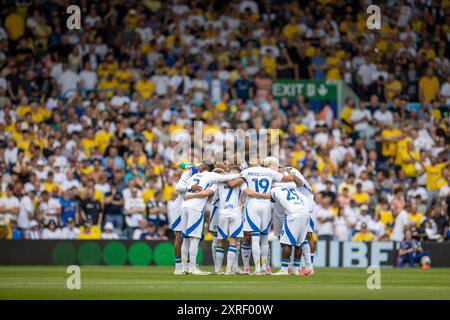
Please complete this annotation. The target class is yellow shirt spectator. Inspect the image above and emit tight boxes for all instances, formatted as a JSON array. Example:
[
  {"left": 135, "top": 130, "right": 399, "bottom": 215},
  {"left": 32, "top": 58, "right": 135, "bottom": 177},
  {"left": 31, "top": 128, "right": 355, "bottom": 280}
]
[
  {"left": 384, "top": 78, "right": 402, "bottom": 102},
  {"left": 261, "top": 55, "right": 276, "bottom": 76},
  {"left": 43, "top": 183, "right": 61, "bottom": 193},
  {"left": 381, "top": 128, "right": 401, "bottom": 157},
  {"left": 77, "top": 225, "right": 101, "bottom": 240},
  {"left": 82, "top": 138, "right": 96, "bottom": 157},
  {"left": 419, "top": 74, "right": 440, "bottom": 102},
  {"left": 95, "top": 130, "right": 113, "bottom": 155},
  {"left": 5, "top": 13, "right": 25, "bottom": 40},
  {"left": 283, "top": 23, "right": 300, "bottom": 39},
  {"left": 16, "top": 105, "right": 31, "bottom": 118},
  {"left": 340, "top": 105, "right": 353, "bottom": 133},
  {"left": 395, "top": 136, "right": 410, "bottom": 166},
  {"left": 401, "top": 149, "right": 420, "bottom": 177},
  {"left": 97, "top": 78, "right": 119, "bottom": 98},
  {"left": 291, "top": 150, "right": 306, "bottom": 167},
  {"left": 326, "top": 56, "right": 341, "bottom": 80},
  {"left": 423, "top": 163, "right": 448, "bottom": 190},
  {"left": 352, "top": 192, "right": 370, "bottom": 205},
  {"left": 142, "top": 188, "right": 156, "bottom": 203},
  {"left": 380, "top": 210, "right": 394, "bottom": 227},
  {"left": 162, "top": 185, "right": 175, "bottom": 201},
  {"left": 408, "top": 212, "right": 423, "bottom": 228},
  {"left": 135, "top": 79, "right": 155, "bottom": 99},
  {"left": 353, "top": 231, "right": 375, "bottom": 242}
]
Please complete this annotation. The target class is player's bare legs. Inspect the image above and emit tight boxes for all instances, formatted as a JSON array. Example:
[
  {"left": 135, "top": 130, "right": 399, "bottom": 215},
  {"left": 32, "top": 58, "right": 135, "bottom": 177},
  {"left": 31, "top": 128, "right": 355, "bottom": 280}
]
[{"left": 273, "top": 244, "right": 292, "bottom": 275}]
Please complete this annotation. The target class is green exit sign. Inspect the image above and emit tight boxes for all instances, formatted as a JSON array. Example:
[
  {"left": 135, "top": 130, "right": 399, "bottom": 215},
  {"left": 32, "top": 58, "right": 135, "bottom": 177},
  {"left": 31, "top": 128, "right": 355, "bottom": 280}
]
[{"left": 273, "top": 80, "right": 337, "bottom": 100}]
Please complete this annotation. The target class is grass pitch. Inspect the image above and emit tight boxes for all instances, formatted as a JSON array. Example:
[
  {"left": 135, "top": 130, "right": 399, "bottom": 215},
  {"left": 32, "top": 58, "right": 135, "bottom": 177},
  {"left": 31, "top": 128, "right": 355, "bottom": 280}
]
[{"left": 0, "top": 266, "right": 450, "bottom": 299}]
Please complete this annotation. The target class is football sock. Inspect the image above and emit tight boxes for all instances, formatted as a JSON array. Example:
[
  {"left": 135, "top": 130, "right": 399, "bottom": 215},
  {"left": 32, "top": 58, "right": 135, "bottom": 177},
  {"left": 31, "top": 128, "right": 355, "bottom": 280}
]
[
  {"left": 211, "top": 234, "right": 218, "bottom": 266},
  {"left": 260, "top": 234, "right": 269, "bottom": 270},
  {"left": 226, "top": 244, "right": 238, "bottom": 272},
  {"left": 241, "top": 242, "right": 251, "bottom": 270},
  {"left": 302, "top": 242, "right": 312, "bottom": 269},
  {"left": 289, "top": 250, "right": 295, "bottom": 270},
  {"left": 251, "top": 234, "right": 261, "bottom": 272},
  {"left": 189, "top": 237, "right": 200, "bottom": 271},
  {"left": 175, "top": 256, "right": 182, "bottom": 272},
  {"left": 215, "top": 245, "right": 225, "bottom": 272},
  {"left": 234, "top": 241, "right": 240, "bottom": 270},
  {"left": 181, "top": 237, "right": 190, "bottom": 271},
  {"left": 293, "top": 258, "right": 301, "bottom": 272},
  {"left": 281, "top": 258, "right": 290, "bottom": 272}
]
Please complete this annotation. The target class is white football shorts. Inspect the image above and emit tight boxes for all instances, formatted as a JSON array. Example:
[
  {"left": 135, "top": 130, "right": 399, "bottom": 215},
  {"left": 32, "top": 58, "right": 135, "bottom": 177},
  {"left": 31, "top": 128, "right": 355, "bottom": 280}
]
[
  {"left": 243, "top": 200, "right": 272, "bottom": 235},
  {"left": 280, "top": 214, "right": 310, "bottom": 247},
  {"left": 181, "top": 207, "right": 204, "bottom": 239}
]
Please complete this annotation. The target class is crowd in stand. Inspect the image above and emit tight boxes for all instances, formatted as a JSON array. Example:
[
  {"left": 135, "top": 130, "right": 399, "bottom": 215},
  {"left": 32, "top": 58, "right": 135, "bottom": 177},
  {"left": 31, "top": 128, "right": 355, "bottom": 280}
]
[{"left": 0, "top": 0, "right": 449, "bottom": 242}]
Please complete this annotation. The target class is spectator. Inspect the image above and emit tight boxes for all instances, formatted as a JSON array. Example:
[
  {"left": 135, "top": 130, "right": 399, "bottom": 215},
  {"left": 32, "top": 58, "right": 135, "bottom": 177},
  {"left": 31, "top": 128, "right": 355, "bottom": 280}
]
[
  {"left": 101, "top": 222, "right": 120, "bottom": 240},
  {"left": 27, "top": 220, "right": 42, "bottom": 240},
  {"left": 352, "top": 223, "right": 375, "bottom": 242},
  {"left": 315, "top": 196, "right": 334, "bottom": 241},
  {"left": 132, "top": 219, "right": 148, "bottom": 240},
  {"left": 37, "top": 191, "right": 61, "bottom": 225},
  {"left": 0, "top": 184, "right": 20, "bottom": 222},
  {"left": 333, "top": 207, "right": 350, "bottom": 241},
  {"left": 392, "top": 207, "right": 411, "bottom": 242},
  {"left": 79, "top": 188, "right": 103, "bottom": 226},
  {"left": 60, "top": 190, "right": 76, "bottom": 226},
  {"left": 419, "top": 67, "right": 440, "bottom": 103},
  {"left": 77, "top": 220, "right": 100, "bottom": 240},
  {"left": 9, "top": 218, "right": 23, "bottom": 240},
  {"left": 104, "top": 184, "right": 124, "bottom": 234},
  {"left": 42, "top": 220, "right": 61, "bottom": 239},
  {"left": 124, "top": 186, "right": 146, "bottom": 238},
  {"left": 60, "top": 217, "right": 80, "bottom": 239}
]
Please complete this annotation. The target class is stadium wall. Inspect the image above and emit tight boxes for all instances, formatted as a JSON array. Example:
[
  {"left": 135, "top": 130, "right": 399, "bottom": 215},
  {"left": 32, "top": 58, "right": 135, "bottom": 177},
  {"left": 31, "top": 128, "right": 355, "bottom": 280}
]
[{"left": 0, "top": 240, "right": 449, "bottom": 267}]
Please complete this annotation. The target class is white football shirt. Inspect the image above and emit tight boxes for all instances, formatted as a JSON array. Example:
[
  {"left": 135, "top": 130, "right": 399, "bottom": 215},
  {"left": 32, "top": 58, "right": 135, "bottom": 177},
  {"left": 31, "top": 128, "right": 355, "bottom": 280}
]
[
  {"left": 240, "top": 166, "right": 283, "bottom": 202},
  {"left": 271, "top": 186, "right": 310, "bottom": 216}
]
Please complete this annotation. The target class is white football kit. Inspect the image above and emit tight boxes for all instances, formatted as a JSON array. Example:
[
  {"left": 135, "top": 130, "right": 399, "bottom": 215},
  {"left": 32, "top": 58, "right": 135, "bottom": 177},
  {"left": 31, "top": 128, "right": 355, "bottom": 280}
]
[
  {"left": 181, "top": 172, "right": 238, "bottom": 238},
  {"left": 170, "top": 169, "right": 195, "bottom": 232},
  {"left": 216, "top": 182, "right": 245, "bottom": 240},
  {"left": 208, "top": 192, "right": 220, "bottom": 233},
  {"left": 271, "top": 185, "right": 311, "bottom": 247},
  {"left": 240, "top": 166, "right": 283, "bottom": 234},
  {"left": 287, "top": 167, "right": 316, "bottom": 232},
  {"left": 272, "top": 181, "right": 297, "bottom": 237}
]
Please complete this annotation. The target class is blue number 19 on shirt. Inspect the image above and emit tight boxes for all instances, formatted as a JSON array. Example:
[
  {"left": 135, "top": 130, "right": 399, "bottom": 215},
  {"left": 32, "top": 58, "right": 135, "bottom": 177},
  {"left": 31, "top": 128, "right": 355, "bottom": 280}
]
[{"left": 251, "top": 178, "right": 270, "bottom": 193}]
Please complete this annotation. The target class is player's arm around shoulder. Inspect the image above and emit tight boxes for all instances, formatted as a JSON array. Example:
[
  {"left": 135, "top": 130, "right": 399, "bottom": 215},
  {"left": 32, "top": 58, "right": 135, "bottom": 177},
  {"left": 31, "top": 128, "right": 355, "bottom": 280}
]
[
  {"left": 226, "top": 176, "right": 245, "bottom": 188},
  {"left": 183, "top": 188, "right": 214, "bottom": 201},
  {"left": 243, "top": 188, "right": 271, "bottom": 199}
]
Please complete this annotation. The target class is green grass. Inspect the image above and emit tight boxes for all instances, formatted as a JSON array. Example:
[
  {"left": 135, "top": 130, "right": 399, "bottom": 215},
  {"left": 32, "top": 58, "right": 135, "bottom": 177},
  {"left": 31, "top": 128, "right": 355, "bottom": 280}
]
[{"left": 0, "top": 266, "right": 450, "bottom": 299}]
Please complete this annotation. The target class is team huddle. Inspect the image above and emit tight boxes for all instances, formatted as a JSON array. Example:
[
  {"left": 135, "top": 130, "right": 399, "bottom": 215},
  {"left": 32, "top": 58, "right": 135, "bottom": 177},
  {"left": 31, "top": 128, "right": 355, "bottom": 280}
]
[{"left": 169, "top": 157, "right": 316, "bottom": 276}]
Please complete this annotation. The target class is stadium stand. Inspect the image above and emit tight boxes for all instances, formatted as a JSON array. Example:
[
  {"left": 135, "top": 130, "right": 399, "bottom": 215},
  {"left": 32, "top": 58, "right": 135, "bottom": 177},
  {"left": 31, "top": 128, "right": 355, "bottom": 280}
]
[{"left": 0, "top": 0, "right": 448, "bottom": 244}]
